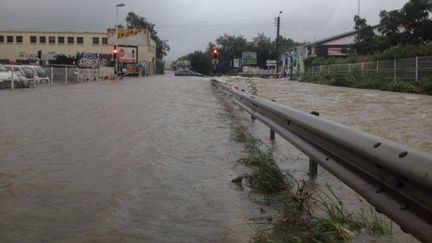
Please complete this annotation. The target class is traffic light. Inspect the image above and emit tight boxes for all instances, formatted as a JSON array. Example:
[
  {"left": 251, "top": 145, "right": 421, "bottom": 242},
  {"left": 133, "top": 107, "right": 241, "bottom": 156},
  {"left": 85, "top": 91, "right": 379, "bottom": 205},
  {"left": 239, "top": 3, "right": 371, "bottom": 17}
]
[
  {"left": 212, "top": 48, "right": 219, "bottom": 59},
  {"left": 113, "top": 48, "right": 118, "bottom": 59},
  {"left": 37, "top": 50, "right": 42, "bottom": 59}
]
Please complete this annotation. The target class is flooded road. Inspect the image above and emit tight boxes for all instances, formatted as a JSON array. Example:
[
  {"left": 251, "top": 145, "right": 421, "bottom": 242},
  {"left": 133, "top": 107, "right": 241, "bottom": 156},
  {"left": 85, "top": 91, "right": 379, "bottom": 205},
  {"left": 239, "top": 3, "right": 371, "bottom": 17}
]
[
  {"left": 0, "top": 75, "right": 257, "bottom": 242},
  {"left": 1, "top": 75, "right": 430, "bottom": 242}
]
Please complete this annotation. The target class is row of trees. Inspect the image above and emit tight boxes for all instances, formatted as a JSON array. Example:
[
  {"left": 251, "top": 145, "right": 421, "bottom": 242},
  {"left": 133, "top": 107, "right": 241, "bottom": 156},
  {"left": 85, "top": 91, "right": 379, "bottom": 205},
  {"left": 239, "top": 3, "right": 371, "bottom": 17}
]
[
  {"left": 177, "top": 33, "right": 298, "bottom": 75},
  {"left": 353, "top": 0, "right": 432, "bottom": 55}
]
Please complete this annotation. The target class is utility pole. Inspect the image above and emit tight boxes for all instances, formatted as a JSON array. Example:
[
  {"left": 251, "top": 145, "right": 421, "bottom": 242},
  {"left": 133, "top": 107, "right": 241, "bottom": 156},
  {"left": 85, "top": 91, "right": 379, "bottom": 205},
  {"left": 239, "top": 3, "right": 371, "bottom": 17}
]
[
  {"left": 357, "top": 0, "right": 360, "bottom": 17},
  {"left": 276, "top": 11, "right": 282, "bottom": 77},
  {"left": 115, "top": 3, "right": 125, "bottom": 77}
]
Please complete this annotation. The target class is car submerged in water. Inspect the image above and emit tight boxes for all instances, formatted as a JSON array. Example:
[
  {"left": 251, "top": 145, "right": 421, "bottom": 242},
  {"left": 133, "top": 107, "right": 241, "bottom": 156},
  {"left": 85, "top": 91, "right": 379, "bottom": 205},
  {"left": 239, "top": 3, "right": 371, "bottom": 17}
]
[
  {"left": 174, "top": 69, "right": 203, "bottom": 77},
  {"left": 0, "top": 64, "right": 21, "bottom": 89},
  {"left": 4, "top": 65, "right": 35, "bottom": 88},
  {"left": 25, "top": 65, "right": 50, "bottom": 84}
]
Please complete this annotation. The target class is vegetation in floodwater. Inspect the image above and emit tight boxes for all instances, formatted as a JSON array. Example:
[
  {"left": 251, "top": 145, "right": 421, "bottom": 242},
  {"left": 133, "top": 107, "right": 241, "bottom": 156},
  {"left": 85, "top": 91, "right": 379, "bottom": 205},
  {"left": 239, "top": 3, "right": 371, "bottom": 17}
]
[
  {"left": 231, "top": 126, "right": 288, "bottom": 193},
  {"left": 230, "top": 126, "right": 393, "bottom": 242}
]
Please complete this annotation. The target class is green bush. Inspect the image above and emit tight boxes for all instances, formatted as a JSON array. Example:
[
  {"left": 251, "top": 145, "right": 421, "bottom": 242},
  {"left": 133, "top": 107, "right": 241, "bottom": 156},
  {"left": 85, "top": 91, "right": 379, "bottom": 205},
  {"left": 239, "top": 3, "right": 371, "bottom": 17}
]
[
  {"left": 305, "top": 44, "right": 432, "bottom": 68},
  {"left": 301, "top": 72, "right": 431, "bottom": 95}
]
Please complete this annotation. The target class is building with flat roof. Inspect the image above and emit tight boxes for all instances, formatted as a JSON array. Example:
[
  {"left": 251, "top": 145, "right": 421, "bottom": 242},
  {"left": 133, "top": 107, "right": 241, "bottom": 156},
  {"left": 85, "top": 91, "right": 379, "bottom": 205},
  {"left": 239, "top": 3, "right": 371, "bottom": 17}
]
[{"left": 0, "top": 29, "right": 156, "bottom": 74}]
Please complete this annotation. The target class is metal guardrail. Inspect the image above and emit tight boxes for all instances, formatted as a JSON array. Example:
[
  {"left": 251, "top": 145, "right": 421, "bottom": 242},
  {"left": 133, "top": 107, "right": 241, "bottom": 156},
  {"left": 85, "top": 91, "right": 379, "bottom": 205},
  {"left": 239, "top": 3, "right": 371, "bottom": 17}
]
[{"left": 211, "top": 78, "right": 432, "bottom": 242}]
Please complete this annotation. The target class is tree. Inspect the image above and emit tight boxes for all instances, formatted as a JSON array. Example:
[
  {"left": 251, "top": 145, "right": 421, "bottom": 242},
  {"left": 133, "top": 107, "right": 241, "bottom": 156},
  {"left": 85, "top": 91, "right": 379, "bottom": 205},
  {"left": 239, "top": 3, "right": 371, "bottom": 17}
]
[
  {"left": 378, "top": 0, "right": 432, "bottom": 46},
  {"left": 125, "top": 12, "right": 170, "bottom": 73},
  {"left": 251, "top": 33, "right": 274, "bottom": 68},
  {"left": 379, "top": 10, "right": 404, "bottom": 46},
  {"left": 211, "top": 34, "right": 250, "bottom": 72},
  {"left": 352, "top": 16, "right": 379, "bottom": 55},
  {"left": 278, "top": 37, "right": 298, "bottom": 52},
  {"left": 401, "top": 0, "right": 432, "bottom": 44},
  {"left": 181, "top": 51, "right": 212, "bottom": 75}
]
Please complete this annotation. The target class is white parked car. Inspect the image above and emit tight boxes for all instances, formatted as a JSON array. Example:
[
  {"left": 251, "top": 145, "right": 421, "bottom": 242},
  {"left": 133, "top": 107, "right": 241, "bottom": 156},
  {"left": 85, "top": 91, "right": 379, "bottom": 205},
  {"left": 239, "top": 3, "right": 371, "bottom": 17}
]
[
  {"left": 24, "top": 65, "right": 50, "bottom": 84},
  {"left": 0, "top": 65, "right": 11, "bottom": 81},
  {"left": 4, "top": 65, "right": 35, "bottom": 88}
]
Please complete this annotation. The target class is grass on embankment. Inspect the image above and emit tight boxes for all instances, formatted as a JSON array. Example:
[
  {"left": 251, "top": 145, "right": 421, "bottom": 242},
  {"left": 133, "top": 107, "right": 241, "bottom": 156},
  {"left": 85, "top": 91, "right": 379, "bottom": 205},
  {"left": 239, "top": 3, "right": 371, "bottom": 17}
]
[
  {"left": 301, "top": 72, "right": 432, "bottom": 95},
  {"left": 230, "top": 125, "right": 393, "bottom": 242}
]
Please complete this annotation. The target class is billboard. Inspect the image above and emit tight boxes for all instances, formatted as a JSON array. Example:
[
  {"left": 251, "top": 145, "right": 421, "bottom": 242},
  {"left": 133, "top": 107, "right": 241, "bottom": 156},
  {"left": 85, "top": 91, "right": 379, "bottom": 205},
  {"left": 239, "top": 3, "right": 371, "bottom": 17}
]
[
  {"left": 107, "top": 29, "right": 148, "bottom": 46},
  {"left": 242, "top": 52, "right": 257, "bottom": 65},
  {"left": 118, "top": 46, "right": 138, "bottom": 64}
]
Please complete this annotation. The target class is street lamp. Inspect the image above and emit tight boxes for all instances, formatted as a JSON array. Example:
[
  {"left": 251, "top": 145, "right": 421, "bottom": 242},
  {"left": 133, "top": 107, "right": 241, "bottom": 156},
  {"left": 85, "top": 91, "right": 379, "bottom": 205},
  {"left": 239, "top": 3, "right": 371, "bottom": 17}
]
[{"left": 115, "top": 3, "right": 125, "bottom": 76}]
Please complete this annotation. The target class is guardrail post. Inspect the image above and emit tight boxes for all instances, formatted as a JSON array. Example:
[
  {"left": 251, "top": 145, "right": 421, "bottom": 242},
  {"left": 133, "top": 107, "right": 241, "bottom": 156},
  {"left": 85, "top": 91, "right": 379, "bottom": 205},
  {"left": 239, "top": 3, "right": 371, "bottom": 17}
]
[
  {"left": 77, "top": 68, "right": 80, "bottom": 83},
  {"left": 415, "top": 56, "right": 419, "bottom": 82},
  {"left": 270, "top": 99, "right": 276, "bottom": 140},
  {"left": 11, "top": 69, "right": 14, "bottom": 90},
  {"left": 393, "top": 59, "right": 397, "bottom": 82},
  {"left": 65, "top": 67, "right": 68, "bottom": 85},
  {"left": 50, "top": 67, "right": 54, "bottom": 85},
  {"left": 308, "top": 111, "right": 320, "bottom": 177},
  {"left": 33, "top": 70, "right": 36, "bottom": 87}
]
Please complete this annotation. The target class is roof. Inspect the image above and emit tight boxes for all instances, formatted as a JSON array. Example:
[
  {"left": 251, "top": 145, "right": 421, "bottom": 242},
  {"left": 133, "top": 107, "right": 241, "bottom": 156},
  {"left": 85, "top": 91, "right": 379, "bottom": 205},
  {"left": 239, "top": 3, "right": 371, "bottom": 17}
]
[{"left": 285, "top": 24, "right": 382, "bottom": 52}]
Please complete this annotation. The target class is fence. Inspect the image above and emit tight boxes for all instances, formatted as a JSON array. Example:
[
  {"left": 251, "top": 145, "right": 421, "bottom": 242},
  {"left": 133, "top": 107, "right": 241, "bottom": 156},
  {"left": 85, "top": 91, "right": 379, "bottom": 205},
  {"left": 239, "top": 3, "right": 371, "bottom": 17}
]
[
  {"left": 2, "top": 67, "right": 115, "bottom": 90},
  {"left": 307, "top": 56, "right": 432, "bottom": 82},
  {"left": 43, "top": 66, "right": 115, "bottom": 85},
  {"left": 211, "top": 78, "right": 432, "bottom": 242}
]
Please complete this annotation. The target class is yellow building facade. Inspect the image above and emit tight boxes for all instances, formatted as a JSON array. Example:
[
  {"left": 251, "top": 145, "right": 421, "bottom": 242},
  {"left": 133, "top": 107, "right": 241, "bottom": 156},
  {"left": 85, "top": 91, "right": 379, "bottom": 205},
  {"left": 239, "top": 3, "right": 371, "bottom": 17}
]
[{"left": 0, "top": 29, "right": 156, "bottom": 74}]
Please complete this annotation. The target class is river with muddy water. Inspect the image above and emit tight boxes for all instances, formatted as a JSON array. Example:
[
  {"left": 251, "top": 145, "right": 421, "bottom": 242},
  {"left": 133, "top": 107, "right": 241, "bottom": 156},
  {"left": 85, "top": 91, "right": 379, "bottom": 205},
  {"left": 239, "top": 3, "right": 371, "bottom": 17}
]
[
  {"left": 223, "top": 76, "right": 432, "bottom": 243},
  {"left": 0, "top": 74, "right": 430, "bottom": 242}
]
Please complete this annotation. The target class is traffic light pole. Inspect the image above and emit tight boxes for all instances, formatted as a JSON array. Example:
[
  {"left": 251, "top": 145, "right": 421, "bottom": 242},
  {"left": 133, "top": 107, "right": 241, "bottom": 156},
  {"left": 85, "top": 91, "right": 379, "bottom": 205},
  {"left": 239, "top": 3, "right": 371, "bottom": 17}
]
[{"left": 275, "top": 12, "right": 281, "bottom": 77}]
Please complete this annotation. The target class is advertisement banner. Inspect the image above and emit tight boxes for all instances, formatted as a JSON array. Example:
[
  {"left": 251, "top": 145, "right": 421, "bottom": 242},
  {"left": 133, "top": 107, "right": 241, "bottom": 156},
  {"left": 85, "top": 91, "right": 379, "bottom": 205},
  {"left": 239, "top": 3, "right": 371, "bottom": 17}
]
[
  {"left": 328, "top": 48, "right": 348, "bottom": 56},
  {"left": 118, "top": 46, "right": 138, "bottom": 64},
  {"left": 107, "top": 29, "right": 148, "bottom": 46}
]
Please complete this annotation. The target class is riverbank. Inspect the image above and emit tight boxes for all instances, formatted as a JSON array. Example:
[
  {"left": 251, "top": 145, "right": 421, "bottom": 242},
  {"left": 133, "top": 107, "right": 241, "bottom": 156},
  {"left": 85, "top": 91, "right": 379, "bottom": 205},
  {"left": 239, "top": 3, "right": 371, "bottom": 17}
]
[
  {"left": 221, "top": 76, "right": 429, "bottom": 242},
  {"left": 301, "top": 72, "right": 432, "bottom": 95}
]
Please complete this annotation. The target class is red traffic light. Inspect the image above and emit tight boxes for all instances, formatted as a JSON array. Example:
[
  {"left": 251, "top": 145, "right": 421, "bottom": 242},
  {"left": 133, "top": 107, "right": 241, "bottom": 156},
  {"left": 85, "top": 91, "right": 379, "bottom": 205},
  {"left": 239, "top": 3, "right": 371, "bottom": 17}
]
[
  {"left": 212, "top": 48, "right": 219, "bottom": 59},
  {"left": 113, "top": 48, "right": 118, "bottom": 59}
]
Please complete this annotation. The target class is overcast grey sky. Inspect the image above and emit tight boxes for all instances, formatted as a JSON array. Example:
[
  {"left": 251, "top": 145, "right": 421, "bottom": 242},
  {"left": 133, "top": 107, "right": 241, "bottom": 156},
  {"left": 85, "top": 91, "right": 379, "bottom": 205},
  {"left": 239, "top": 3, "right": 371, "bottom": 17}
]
[{"left": 0, "top": 0, "right": 408, "bottom": 61}]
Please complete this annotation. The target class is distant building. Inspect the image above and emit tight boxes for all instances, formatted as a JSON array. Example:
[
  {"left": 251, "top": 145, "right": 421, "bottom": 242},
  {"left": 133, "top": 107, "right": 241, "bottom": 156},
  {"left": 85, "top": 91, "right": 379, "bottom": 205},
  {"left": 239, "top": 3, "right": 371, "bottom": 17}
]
[
  {"left": 283, "top": 25, "right": 381, "bottom": 77},
  {"left": 0, "top": 29, "right": 156, "bottom": 74}
]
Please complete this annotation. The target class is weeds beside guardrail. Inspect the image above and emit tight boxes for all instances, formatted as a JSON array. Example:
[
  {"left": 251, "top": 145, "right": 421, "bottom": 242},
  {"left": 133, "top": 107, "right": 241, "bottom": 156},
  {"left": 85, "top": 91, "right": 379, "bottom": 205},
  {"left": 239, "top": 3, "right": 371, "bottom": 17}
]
[{"left": 230, "top": 125, "right": 392, "bottom": 242}]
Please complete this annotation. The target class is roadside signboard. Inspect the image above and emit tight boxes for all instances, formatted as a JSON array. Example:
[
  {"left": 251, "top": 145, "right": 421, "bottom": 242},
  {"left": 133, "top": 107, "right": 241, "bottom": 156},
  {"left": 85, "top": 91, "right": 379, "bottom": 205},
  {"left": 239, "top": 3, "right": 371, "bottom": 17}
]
[
  {"left": 233, "top": 58, "right": 240, "bottom": 68},
  {"left": 242, "top": 52, "right": 257, "bottom": 65},
  {"left": 118, "top": 46, "right": 138, "bottom": 64}
]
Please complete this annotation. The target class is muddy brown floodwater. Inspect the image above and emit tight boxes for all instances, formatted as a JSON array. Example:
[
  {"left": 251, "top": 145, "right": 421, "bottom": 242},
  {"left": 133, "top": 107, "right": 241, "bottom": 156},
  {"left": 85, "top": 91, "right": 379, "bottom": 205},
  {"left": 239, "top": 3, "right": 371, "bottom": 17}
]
[
  {"left": 0, "top": 75, "right": 263, "bottom": 242},
  {"left": 1, "top": 74, "right": 430, "bottom": 243},
  {"left": 223, "top": 76, "right": 432, "bottom": 243}
]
